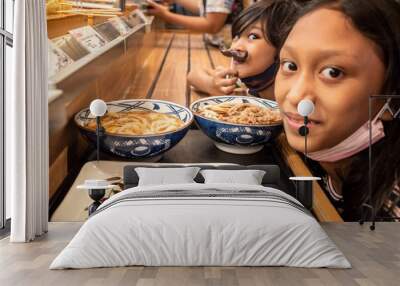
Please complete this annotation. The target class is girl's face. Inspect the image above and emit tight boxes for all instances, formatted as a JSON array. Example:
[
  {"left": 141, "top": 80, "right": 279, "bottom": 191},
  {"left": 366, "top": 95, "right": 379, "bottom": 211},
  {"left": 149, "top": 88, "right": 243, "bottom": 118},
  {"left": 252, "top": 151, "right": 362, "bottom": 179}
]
[
  {"left": 231, "top": 22, "right": 276, "bottom": 78},
  {"left": 275, "top": 8, "right": 386, "bottom": 153}
]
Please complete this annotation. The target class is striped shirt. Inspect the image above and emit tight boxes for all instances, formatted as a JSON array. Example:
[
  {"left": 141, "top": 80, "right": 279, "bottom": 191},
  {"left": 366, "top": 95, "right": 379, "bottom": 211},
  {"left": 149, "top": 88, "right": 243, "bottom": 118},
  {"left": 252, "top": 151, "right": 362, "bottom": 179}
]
[
  {"left": 323, "top": 175, "right": 400, "bottom": 221},
  {"left": 382, "top": 179, "right": 400, "bottom": 220}
]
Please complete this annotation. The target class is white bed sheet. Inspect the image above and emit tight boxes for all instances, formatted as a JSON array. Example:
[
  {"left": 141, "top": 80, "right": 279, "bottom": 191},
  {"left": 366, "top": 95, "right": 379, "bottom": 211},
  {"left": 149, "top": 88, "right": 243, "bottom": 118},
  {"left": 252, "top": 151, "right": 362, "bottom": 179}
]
[{"left": 50, "top": 183, "right": 351, "bottom": 269}]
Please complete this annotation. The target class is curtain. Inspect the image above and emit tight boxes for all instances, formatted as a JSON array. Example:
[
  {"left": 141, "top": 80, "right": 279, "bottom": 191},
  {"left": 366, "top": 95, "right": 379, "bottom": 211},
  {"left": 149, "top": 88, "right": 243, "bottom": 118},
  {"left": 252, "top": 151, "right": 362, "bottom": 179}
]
[{"left": 7, "top": 0, "right": 49, "bottom": 242}]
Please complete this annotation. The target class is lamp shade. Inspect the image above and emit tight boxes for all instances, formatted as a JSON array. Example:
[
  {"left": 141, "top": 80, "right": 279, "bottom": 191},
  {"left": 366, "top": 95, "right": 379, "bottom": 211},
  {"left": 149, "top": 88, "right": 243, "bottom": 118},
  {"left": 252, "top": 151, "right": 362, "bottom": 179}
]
[
  {"left": 90, "top": 99, "right": 107, "bottom": 117},
  {"left": 297, "top": 99, "right": 315, "bottom": 117}
]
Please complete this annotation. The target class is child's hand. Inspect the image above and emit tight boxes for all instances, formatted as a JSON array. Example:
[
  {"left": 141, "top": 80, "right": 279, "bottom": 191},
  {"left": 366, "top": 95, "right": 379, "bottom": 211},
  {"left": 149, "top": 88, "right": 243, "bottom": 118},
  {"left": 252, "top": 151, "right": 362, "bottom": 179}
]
[
  {"left": 145, "top": 0, "right": 169, "bottom": 18},
  {"left": 212, "top": 66, "right": 239, "bottom": 95}
]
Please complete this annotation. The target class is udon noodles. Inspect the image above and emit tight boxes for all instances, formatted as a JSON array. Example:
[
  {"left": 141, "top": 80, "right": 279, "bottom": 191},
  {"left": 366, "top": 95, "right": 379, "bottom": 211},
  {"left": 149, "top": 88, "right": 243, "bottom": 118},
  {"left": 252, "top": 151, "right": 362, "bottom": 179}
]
[
  {"left": 86, "top": 111, "right": 184, "bottom": 135},
  {"left": 197, "top": 102, "right": 281, "bottom": 125}
]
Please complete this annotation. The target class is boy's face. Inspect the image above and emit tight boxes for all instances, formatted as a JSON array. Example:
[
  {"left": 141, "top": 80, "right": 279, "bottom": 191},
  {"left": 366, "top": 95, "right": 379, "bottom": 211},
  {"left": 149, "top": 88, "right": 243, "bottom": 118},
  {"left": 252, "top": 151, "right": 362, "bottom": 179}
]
[
  {"left": 275, "top": 8, "right": 386, "bottom": 153},
  {"left": 231, "top": 22, "right": 276, "bottom": 78}
]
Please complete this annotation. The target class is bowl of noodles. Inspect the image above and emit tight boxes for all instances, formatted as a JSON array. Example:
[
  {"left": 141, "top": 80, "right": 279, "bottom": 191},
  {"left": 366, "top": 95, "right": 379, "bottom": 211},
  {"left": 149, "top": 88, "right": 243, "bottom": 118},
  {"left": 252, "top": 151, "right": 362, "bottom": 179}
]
[
  {"left": 190, "top": 96, "right": 283, "bottom": 154},
  {"left": 75, "top": 99, "right": 193, "bottom": 159}
]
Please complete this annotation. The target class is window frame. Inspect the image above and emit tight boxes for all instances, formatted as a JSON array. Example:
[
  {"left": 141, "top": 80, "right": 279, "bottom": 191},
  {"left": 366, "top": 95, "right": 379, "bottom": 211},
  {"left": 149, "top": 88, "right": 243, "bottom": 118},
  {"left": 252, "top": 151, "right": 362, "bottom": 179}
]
[{"left": 0, "top": 0, "right": 13, "bottom": 232}]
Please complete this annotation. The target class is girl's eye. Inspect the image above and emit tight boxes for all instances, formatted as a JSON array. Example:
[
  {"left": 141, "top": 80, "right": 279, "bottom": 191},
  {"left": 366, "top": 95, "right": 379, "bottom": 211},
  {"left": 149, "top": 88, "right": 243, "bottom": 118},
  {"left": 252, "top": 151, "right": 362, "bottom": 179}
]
[
  {"left": 281, "top": 61, "right": 298, "bottom": 73},
  {"left": 321, "top": 67, "right": 343, "bottom": 80},
  {"left": 248, "top": 33, "right": 259, "bottom": 40}
]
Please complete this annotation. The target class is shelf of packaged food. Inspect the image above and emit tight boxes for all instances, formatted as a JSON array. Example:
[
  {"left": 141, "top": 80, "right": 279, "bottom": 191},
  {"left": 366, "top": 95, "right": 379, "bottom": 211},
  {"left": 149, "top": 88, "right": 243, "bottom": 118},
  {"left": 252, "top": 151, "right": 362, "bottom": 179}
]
[
  {"left": 48, "top": 16, "right": 155, "bottom": 104},
  {"left": 49, "top": 25, "right": 143, "bottom": 86},
  {"left": 46, "top": 2, "right": 138, "bottom": 37}
]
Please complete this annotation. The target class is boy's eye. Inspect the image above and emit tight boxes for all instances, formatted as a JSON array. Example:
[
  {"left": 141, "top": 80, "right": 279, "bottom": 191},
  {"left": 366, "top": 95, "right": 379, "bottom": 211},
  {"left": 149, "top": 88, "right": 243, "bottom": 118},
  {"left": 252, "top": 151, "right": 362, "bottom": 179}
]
[
  {"left": 248, "top": 33, "right": 259, "bottom": 40},
  {"left": 281, "top": 61, "right": 298, "bottom": 73},
  {"left": 321, "top": 67, "right": 344, "bottom": 80}
]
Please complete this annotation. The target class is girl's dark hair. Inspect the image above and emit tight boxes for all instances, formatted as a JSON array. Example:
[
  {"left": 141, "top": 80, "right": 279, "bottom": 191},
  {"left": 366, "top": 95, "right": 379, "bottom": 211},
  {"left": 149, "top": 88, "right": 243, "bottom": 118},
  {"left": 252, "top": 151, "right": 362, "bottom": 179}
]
[
  {"left": 231, "top": 0, "right": 303, "bottom": 49},
  {"left": 294, "top": 0, "right": 400, "bottom": 220}
]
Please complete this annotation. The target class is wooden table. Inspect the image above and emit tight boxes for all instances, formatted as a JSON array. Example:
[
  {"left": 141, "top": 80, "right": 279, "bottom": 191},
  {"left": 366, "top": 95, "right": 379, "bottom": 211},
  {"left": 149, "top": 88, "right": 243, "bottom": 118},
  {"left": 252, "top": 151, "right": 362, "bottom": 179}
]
[{"left": 123, "top": 31, "right": 231, "bottom": 107}]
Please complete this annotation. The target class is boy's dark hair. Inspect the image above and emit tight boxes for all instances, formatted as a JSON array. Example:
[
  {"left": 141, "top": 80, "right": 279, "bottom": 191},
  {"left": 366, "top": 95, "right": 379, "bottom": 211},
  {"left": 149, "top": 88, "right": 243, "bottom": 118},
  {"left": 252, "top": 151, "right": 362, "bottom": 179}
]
[
  {"left": 231, "top": 0, "right": 304, "bottom": 49},
  {"left": 293, "top": 0, "right": 400, "bottom": 220}
]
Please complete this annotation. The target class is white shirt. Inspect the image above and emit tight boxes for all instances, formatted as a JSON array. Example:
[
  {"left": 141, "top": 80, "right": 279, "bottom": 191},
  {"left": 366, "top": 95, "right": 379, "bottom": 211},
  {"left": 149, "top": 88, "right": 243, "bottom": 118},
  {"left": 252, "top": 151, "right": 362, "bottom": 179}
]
[
  {"left": 204, "top": 0, "right": 234, "bottom": 14},
  {"left": 199, "top": 0, "right": 235, "bottom": 46}
]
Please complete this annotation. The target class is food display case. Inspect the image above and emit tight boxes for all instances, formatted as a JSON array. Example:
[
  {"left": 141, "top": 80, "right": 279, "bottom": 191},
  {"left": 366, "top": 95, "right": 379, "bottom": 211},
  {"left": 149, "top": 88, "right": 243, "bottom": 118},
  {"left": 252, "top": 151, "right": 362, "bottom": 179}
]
[
  {"left": 47, "top": 7, "right": 150, "bottom": 87},
  {"left": 46, "top": 1, "right": 161, "bottom": 202}
]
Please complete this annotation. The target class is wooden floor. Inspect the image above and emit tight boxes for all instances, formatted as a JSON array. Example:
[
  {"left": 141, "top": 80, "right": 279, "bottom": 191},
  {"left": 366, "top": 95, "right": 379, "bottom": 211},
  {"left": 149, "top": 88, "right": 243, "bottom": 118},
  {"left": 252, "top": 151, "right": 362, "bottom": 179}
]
[{"left": 0, "top": 223, "right": 399, "bottom": 286}]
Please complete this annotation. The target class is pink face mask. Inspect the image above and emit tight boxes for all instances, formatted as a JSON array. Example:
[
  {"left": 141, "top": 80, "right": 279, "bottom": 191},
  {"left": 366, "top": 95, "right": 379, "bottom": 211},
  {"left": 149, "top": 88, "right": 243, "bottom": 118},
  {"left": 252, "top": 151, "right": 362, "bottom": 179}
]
[{"left": 306, "top": 115, "right": 385, "bottom": 162}]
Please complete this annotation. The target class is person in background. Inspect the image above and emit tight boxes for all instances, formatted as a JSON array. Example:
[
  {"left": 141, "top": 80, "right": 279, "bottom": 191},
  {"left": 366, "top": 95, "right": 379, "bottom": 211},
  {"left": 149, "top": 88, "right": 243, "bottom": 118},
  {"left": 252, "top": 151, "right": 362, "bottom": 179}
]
[
  {"left": 146, "top": 0, "right": 243, "bottom": 46},
  {"left": 274, "top": 0, "right": 400, "bottom": 221},
  {"left": 187, "top": 0, "right": 304, "bottom": 99}
]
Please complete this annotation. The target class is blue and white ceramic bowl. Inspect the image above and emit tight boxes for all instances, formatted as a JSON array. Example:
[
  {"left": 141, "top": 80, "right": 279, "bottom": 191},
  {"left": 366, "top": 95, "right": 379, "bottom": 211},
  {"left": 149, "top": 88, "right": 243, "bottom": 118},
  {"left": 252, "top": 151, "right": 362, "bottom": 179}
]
[
  {"left": 75, "top": 99, "right": 193, "bottom": 159},
  {"left": 190, "top": 96, "right": 283, "bottom": 154}
]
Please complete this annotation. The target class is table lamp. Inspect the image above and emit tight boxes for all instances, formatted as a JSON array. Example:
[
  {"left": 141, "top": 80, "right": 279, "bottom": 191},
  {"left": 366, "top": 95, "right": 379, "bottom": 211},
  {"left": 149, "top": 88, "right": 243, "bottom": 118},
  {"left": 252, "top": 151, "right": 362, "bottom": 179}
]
[
  {"left": 89, "top": 99, "right": 107, "bottom": 161},
  {"left": 297, "top": 99, "right": 315, "bottom": 160},
  {"left": 77, "top": 179, "right": 114, "bottom": 215},
  {"left": 289, "top": 99, "right": 320, "bottom": 210}
]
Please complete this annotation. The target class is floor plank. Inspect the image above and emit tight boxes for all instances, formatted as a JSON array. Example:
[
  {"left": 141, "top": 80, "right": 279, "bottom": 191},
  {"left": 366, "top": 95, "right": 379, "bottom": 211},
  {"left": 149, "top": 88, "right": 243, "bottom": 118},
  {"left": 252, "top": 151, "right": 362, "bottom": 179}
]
[{"left": 1, "top": 222, "right": 399, "bottom": 286}]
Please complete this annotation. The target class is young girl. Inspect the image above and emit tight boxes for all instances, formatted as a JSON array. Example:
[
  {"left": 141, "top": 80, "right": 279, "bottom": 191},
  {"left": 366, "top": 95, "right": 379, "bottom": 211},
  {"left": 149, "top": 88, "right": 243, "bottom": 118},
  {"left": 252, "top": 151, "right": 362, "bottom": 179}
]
[
  {"left": 274, "top": 0, "right": 400, "bottom": 221},
  {"left": 146, "top": 0, "right": 242, "bottom": 46},
  {"left": 187, "top": 0, "right": 302, "bottom": 99}
]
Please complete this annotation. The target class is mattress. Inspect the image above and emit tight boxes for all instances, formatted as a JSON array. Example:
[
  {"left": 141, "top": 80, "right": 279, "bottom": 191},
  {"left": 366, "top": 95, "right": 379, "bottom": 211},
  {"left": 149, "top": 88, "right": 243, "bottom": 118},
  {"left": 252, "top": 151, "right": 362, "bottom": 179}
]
[{"left": 50, "top": 183, "right": 350, "bottom": 269}]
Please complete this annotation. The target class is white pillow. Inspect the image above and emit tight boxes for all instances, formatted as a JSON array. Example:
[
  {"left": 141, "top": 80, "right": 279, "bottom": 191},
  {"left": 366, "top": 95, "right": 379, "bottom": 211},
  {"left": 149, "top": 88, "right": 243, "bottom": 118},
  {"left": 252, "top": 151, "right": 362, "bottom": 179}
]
[
  {"left": 135, "top": 167, "right": 201, "bottom": 186},
  {"left": 200, "top": 169, "right": 266, "bottom": 185}
]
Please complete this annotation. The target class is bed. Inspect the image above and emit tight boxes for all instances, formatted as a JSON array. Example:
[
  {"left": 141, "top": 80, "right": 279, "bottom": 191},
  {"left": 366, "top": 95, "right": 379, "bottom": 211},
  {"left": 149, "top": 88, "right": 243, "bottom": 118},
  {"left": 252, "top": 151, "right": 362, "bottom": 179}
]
[{"left": 50, "top": 164, "right": 350, "bottom": 269}]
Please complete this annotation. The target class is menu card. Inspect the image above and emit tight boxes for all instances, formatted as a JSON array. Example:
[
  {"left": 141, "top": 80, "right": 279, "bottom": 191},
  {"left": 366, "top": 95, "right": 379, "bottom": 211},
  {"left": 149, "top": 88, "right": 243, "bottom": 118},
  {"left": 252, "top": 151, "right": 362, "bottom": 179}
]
[
  {"left": 94, "top": 21, "right": 121, "bottom": 42},
  {"left": 121, "top": 12, "right": 143, "bottom": 28},
  {"left": 52, "top": 34, "right": 90, "bottom": 61},
  {"left": 69, "top": 26, "right": 107, "bottom": 53},
  {"left": 48, "top": 40, "right": 74, "bottom": 75},
  {"left": 134, "top": 9, "right": 149, "bottom": 25},
  {"left": 109, "top": 16, "right": 132, "bottom": 35}
]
